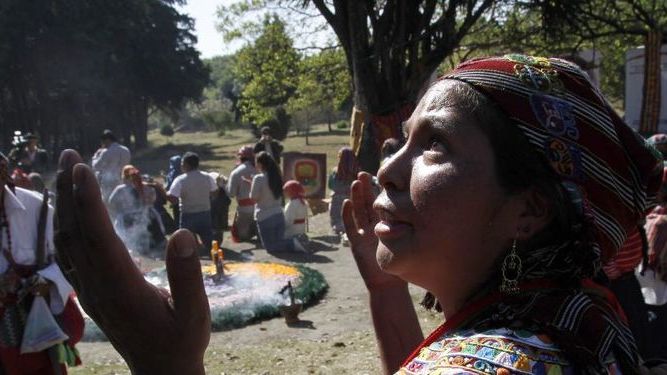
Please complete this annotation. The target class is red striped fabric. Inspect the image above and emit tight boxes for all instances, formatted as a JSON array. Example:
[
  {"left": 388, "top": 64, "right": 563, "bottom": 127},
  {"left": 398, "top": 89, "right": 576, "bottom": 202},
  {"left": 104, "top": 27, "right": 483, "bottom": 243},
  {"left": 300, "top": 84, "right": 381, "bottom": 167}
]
[{"left": 603, "top": 229, "right": 643, "bottom": 279}]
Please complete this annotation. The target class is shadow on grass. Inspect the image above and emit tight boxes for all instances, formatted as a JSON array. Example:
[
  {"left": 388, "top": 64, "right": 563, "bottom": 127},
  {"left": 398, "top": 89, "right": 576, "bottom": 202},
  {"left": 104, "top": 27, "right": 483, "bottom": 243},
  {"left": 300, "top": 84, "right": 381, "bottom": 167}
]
[
  {"left": 133, "top": 142, "right": 234, "bottom": 176},
  {"left": 286, "top": 319, "right": 316, "bottom": 329},
  {"left": 291, "top": 129, "right": 348, "bottom": 138}
]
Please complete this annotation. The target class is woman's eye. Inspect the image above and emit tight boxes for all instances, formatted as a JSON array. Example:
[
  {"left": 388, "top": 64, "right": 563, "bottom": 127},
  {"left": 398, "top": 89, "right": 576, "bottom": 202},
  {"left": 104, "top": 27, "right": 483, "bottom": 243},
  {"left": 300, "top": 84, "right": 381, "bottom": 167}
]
[{"left": 428, "top": 137, "right": 447, "bottom": 153}]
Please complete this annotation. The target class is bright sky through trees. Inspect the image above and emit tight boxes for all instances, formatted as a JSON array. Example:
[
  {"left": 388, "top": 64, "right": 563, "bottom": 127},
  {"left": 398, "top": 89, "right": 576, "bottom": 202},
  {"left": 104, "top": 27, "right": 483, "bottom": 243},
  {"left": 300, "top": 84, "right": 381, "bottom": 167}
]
[
  {"left": 178, "top": 0, "right": 240, "bottom": 58},
  {"left": 178, "top": 0, "right": 335, "bottom": 58}
]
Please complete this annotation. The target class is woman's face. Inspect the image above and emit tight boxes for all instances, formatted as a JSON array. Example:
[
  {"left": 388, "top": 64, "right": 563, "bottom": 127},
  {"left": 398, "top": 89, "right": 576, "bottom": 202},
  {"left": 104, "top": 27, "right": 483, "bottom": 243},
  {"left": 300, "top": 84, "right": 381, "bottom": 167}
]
[{"left": 374, "top": 81, "right": 520, "bottom": 305}]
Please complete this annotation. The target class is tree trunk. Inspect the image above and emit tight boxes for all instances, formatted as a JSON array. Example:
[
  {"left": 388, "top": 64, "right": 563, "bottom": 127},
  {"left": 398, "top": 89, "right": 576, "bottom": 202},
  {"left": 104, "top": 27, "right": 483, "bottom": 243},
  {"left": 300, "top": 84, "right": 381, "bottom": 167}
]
[
  {"left": 134, "top": 99, "right": 149, "bottom": 149},
  {"left": 639, "top": 30, "right": 662, "bottom": 135},
  {"left": 305, "top": 113, "right": 310, "bottom": 145},
  {"left": 327, "top": 110, "right": 332, "bottom": 132}
]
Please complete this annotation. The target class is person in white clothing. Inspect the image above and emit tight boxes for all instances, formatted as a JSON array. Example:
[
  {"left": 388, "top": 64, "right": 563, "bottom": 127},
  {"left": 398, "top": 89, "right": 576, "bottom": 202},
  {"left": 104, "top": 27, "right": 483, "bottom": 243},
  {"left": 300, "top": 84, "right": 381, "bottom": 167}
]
[
  {"left": 0, "top": 151, "right": 83, "bottom": 374},
  {"left": 227, "top": 146, "right": 257, "bottom": 242},
  {"left": 167, "top": 152, "right": 217, "bottom": 255},
  {"left": 282, "top": 180, "right": 307, "bottom": 239},
  {"left": 91, "top": 130, "right": 131, "bottom": 202}
]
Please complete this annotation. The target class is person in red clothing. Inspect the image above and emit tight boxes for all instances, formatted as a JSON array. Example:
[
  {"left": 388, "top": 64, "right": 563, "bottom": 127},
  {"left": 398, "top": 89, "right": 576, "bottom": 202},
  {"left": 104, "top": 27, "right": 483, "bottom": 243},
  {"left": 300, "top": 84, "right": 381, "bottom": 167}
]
[
  {"left": 641, "top": 167, "right": 667, "bottom": 361},
  {"left": 0, "top": 151, "right": 83, "bottom": 374},
  {"left": 603, "top": 227, "right": 651, "bottom": 358}
]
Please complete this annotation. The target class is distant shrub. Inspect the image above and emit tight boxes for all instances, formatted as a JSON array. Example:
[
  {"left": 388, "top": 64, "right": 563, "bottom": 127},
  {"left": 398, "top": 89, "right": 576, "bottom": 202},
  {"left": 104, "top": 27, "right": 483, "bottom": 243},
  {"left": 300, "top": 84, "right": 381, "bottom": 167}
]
[
  {"left": 335, "top": 120, "right": 348, "bottom": 129},
  {"left": 160, "top": 124, "right": 175, "bottom": 137},
  {"left": 202, "top": 109, "right": 235, "bottom": 132}
]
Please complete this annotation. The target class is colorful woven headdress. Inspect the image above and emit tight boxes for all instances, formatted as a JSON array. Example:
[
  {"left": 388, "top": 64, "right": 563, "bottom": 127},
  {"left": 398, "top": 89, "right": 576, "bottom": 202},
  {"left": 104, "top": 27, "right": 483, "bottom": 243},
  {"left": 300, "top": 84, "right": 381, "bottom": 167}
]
[{"left": 444, "top": 55, "right": 663, "bottom": 262}]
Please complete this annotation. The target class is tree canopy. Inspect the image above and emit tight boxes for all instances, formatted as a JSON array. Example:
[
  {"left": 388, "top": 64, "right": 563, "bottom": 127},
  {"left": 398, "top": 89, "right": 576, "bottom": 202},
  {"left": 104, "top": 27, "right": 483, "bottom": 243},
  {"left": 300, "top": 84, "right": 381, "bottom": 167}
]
[
  {"left": 232, "top": 15, "right": 301, "bottom": 139},
  {"left": 217, "top": 0, "right": 666, "bottom": 171},
  {"left": 0, "top": 0, "right": 209, "bottom": 155},
  {"left": 535, "top": 0, "right": 667, "bottom": 133},
  {"left": 288, "top": 48, "right": 351, "bottom": 139}
]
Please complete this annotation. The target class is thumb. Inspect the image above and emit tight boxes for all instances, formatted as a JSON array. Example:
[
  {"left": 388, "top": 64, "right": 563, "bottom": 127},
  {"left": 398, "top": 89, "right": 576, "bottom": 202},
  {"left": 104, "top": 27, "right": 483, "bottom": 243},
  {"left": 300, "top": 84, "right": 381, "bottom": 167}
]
[{"left": 166, "top": 230, "right": 210, "bottom": 326}]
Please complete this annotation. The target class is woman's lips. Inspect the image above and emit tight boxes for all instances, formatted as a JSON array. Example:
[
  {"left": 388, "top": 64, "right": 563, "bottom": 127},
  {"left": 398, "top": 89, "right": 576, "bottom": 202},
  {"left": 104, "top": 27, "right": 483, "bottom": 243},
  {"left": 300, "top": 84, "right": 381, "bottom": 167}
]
[
  {"left": 374, "top": 220, "right": 412, "bottom": 239},
  {"left": 373, "top": 199, "right": 412, "bottom": 239}
]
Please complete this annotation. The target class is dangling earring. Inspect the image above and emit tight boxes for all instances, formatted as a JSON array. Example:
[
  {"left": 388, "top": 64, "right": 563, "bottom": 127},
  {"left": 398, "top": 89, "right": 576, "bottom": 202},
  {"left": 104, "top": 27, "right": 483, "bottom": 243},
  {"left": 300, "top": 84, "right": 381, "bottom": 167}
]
[{"left": 500, "top": 237, "right": 522, "bottom": 294}]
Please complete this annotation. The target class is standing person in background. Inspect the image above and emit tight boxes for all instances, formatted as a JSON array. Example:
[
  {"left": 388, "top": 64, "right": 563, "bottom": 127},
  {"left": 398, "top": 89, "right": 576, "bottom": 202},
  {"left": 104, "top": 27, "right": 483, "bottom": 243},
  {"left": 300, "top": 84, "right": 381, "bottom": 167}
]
[
  {"left": 167, "top": 152, "right": 217, "bottom": 255},
  {"left": 250, "top": 152, "right": 305, "bottom": 253},
  {"left": 228, "top": 146, "right": 257, "bottom": 242},
  {"left": 253, "top": 127, "right": 284, "bottom": 166},
  {"left": 0, "top": 151, "right": 83, "bottom": 374},
  {"left": 283, "top": 180, "right": 308, "bottom": 250},
  {"left": 640, "top": 167, "right": 667, "bottom": 361},
  {"left": 165, "top": 155, "right": 182, "bottom": 229},
  {"left": 8, "top": 133, "right": 49, "bottom": 174},
  {"left": 209, "top": 172, "right": 231, "bottom": 244},
  {"left": 328, "top": 147, "right": 359, "bottom": 242},
  {"left": 91, "top": 130, "right": 131, "bottom": 202}
]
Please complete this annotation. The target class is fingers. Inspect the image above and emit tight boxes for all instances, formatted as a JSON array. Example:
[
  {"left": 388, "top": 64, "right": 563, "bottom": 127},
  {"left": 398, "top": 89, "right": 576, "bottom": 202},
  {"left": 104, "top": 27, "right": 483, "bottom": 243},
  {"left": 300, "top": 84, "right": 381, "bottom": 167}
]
[
  {"left": 56, "top": 157, "right": 144, "bottom": 298},
  {"left": 166, "top": 230, "right": 210, "bottom": 326},
  {"left": 342, "top": 199, "right": 361, "bottom": 244},
  {"left": 350, "top": 180, "right": 371, "bottom": 234},
  {"left": 54, "top": 151, "right": 85, "bottom": 291},
  {"left": 71, "top": 164, "right": 123, "bottom": 249},
  {"left": 358, "top": 172, "right": 379, "bottom": 223}
]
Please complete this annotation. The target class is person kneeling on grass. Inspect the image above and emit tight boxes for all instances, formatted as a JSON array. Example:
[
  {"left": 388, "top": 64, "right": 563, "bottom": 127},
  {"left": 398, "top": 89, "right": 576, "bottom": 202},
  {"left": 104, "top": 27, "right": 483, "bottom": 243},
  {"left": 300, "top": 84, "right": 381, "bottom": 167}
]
[
  {"left": 250, "top": 152, "right": 306, "bottom": 253},
  {"left": 283, "top": 180, "right": 308, "bottom": 251}
]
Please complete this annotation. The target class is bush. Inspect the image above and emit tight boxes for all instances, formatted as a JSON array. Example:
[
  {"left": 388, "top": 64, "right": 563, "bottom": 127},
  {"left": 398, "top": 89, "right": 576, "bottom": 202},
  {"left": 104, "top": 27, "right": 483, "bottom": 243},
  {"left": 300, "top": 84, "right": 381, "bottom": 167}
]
[
  {"left": 159, "top": 124, "right": 175, "bottom": 137},
  {"left": 202, "top": 109, "right": 235, "bottom": 132},
  {"left": 335, "top": 120, "right": 348, "bottom": 129}
]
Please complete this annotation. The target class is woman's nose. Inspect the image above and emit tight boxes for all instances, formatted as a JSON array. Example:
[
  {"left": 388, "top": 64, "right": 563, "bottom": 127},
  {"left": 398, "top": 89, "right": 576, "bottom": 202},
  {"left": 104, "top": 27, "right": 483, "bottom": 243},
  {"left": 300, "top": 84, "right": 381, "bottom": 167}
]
[{"left": 377, "top": 143, "right": 409, "bottom": 192}]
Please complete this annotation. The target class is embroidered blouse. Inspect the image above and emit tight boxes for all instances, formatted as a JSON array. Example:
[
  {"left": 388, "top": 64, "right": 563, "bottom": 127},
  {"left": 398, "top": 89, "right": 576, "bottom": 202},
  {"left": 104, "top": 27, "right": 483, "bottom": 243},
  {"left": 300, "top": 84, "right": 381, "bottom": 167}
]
[{"left": 397, "top": 327, "right": 622, "bottom": 375}]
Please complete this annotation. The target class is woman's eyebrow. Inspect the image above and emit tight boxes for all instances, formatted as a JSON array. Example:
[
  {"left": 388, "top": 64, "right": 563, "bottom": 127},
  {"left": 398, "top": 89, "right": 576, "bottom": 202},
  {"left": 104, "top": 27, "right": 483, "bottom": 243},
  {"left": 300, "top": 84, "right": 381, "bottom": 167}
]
[{"left": 422, "top": 113, "right": 459, "bottom": 135}]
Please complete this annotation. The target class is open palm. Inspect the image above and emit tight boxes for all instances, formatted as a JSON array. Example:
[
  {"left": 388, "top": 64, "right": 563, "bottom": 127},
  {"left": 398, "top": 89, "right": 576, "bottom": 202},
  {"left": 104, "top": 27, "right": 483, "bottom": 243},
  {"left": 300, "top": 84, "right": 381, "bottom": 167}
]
[{"left": 54, "top": 150, "right": 209, "bottom": 374}]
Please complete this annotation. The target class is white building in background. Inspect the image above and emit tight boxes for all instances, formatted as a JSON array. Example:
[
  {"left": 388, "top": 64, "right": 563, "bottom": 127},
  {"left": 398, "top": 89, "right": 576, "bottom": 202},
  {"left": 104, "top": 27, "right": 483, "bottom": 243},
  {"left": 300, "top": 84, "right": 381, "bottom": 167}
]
[
  {"left": 625, "top": 45, "right": 667, "bottom": 132},
  {"left": 574, "top": 49, "right": 602, "bottom": 88}
]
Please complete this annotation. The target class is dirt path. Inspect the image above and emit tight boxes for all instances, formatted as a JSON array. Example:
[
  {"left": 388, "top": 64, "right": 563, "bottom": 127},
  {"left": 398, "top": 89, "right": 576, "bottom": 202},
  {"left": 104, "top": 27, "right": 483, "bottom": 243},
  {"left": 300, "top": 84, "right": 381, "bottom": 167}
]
[{"left": 71, "top": 211, "right": 441, "bottom": 375}]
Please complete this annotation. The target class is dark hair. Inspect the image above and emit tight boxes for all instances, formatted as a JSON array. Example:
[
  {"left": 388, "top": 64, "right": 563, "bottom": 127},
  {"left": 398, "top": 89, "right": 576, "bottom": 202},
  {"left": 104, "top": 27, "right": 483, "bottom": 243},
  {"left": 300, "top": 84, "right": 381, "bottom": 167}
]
[
  {"left": 182, "top": 152, "right": 200, "bottom": 169},
  {"left": 101, "top": 129, "right": 116, "bottom": 142},
  {"left": 261, "top": 126, "right": 271, "bottom": 135},
  {"left": 255, "top": 151, "right": 283, "bottom": 199},
  {"left": 420, "top": 80, "right": 593, "bottom": 311}
]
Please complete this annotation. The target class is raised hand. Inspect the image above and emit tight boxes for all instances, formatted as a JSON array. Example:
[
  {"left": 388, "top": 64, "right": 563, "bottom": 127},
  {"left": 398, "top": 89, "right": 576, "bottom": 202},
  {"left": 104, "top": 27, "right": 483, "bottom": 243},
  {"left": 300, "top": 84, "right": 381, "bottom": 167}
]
[
  {"left": 343, "top": 172, "right": 422, "bottom": 374},
  {"left": 54, "top": 150, "right": 209, "bottom": 375},
  {"left": 342, "top": 172, "right": 405, "bottom": 290}
]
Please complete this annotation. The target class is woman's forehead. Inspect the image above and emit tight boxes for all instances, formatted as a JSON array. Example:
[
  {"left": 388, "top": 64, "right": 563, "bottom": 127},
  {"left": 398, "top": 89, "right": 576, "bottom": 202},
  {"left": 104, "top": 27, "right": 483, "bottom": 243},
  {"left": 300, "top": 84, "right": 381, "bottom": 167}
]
[{"left": 405, "top": 82, "right": 466, "bottom": 131}]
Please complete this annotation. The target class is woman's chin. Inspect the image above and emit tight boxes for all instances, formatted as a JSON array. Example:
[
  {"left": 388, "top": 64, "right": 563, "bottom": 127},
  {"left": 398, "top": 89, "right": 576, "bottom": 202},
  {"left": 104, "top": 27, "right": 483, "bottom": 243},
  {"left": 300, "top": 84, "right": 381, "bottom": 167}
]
[{"left": 376, "top": 245, "right": 401, "bottom": 274}]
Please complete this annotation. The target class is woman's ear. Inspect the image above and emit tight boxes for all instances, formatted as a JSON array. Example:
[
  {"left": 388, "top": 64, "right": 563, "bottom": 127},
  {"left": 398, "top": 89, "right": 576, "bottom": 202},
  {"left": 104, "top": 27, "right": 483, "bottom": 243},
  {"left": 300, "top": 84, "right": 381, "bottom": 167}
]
[{"left": 513, "top": 187, "right": 552, "bottom": 241}]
